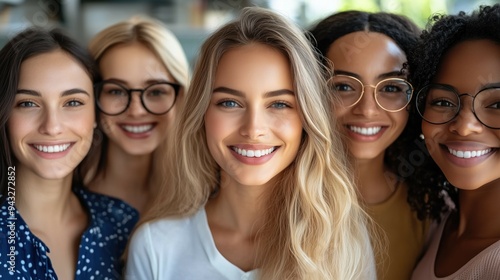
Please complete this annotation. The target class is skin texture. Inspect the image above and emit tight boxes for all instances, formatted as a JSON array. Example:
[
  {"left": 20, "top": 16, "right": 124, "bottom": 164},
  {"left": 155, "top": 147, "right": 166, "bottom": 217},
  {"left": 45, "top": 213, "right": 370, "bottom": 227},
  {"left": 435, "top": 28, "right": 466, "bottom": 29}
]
[
  {"left": 204, "top": 43, "right": 303, "bottom": 271},
  {"left": 98, "top": 41, "right": 177, "bottom": 156},
  {"left": 327, "top": 31, "right": 409, "bottom": 161},
  {"left": 422, "top": 39, "right": 500, "bottom": 191},
  {"left": 9, "top": 50, "right": 94, "bottom": 181},
  {"left": 423, "top": 40, "right": 500, "bottom": 276},
  {"left": 7, "top": 49, "right": 92, "bottom": 280},
  {"left": 205, "top": 43, "right": 302, "bottom": 188}
]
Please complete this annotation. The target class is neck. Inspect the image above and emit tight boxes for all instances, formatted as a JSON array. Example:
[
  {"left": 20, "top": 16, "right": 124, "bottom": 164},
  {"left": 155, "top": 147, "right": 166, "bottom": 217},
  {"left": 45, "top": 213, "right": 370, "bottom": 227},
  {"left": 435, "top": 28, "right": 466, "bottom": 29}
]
[
  {"left": 15, "top": 165, "right": 80, "bottom": 228},
  {"left": 88, "top": 141, "right": 153, "bottom": 213},
  {"left": 354, "top": 153, "right": 398, "bottom": 204},
  {"left": 455, "top": 179, "right": 500, "bottom": 238},
  {"left": 92, "top": 142, "right": 152, "bottom": 191},
  {"left": 206, "top": 174, "right": 269, "bottom": 237}
]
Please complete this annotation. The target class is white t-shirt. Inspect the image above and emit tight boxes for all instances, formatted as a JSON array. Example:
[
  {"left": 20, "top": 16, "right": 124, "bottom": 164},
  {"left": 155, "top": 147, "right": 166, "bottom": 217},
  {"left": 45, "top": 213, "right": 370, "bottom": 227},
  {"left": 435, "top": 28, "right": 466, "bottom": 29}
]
[{"left": 125, "top": 208, "right": 258, "bottom": 280}]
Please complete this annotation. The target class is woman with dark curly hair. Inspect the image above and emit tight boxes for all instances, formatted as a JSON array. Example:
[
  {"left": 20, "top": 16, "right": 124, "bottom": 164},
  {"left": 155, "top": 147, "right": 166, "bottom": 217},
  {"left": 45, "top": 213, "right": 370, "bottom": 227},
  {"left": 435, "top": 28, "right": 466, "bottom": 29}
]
[
  {"left": 409, "top": 4, "right": 500, "bottom": 279},
  {"left": 309, "top": 11, "right": 430, "bottom": 280}
]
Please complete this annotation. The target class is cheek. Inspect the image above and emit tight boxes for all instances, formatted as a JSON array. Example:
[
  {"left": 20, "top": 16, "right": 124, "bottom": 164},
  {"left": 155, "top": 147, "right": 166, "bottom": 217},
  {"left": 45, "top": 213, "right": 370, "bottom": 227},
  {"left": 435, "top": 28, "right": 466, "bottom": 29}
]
[
  {"left": 421, "top": 122, "right": 440, "bottom": 155},
  {"left": 333, "top": 104, "right": 349, "bottom": 119},
  {"left": 6, "top": 113, "right": 34, "bottom": 150},
  {"left": 393, "top": 111, "right": 409, "bottom": 130},
  {"left": 204, "top": 110, "right": 227, "bottom": 144},
  {"left": 275, "top": 115, "right": 303, "bottom": 147},
  {"left": 99, "top": 114, "right": 119, "bottom": 134}
]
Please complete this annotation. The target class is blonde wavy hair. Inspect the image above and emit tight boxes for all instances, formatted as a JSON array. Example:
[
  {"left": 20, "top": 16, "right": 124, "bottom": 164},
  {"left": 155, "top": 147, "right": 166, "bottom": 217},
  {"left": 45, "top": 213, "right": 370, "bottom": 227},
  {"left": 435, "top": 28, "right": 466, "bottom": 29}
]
[
  {"left": 141, "top": 7, "right": 374, "bottom": 280},
  {"left": 81, "top": 16, "right": 190, "bottom": 185}
]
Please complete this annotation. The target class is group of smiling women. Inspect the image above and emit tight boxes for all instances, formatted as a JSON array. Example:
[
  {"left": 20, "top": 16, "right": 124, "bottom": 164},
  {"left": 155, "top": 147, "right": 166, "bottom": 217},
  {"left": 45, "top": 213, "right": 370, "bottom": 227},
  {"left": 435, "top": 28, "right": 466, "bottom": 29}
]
[{"left": 0, "top": 3, "right": 499, "bottom": 280}]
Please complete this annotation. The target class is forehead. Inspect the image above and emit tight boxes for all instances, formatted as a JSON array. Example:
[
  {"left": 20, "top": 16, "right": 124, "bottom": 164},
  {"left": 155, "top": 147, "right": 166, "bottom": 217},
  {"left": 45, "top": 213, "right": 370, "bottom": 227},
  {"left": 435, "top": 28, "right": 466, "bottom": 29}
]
[
  {"left": 214, "top": 43, "right": 293, "bottom": 90},
  {"left": 99, "top": 42, "right": 172, "bottom": 82},
  {"left": 326, "top": 32, "right": 406, "bottom": 78},
  {"left": 434, "top": 39, "right": 500, "bottom": 90},
  {"left": 18, "top": 50, "right": 92, "bottom": 93}
]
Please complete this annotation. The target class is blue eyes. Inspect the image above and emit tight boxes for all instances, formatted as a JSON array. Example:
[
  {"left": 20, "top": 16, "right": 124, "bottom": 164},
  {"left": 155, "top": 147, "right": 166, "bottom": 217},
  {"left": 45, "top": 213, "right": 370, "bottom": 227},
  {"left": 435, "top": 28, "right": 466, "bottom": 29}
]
[
  {"left": 18, "top": 101, "right": 37, "bottom": 107},
  {"left": 217, "top": 100, "right": 291, "bottom": 109},
  {"left": 219, "top": 100, "right": 240, "bottom": 108},
  {"left": 16, "top": 99, "right": 84, "bottom": 108},
  {"left": 270, "top": 102, "right": 290, "bottom": 109}
]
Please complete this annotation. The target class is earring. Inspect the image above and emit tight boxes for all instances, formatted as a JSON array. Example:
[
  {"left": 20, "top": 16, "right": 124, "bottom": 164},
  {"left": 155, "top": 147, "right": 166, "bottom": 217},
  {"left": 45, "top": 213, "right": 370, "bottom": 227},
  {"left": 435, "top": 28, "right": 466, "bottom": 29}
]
[
  {"left": 419, "top": 134, "right": 425, "bottom": 140},
  {"left": 94, "top": 122, "right": 97, "bottom": 129}
]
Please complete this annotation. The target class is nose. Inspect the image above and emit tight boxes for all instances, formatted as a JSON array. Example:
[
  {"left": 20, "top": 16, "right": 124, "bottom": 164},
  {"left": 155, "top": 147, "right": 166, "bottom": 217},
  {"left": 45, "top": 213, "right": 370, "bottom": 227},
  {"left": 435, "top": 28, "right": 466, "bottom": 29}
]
[
  {"left": 448, "top": 98, "right": 483, "bottom": 136},
  {"left": 351, "top": 86, "right": 380, "bottom": 117},
  {"left": 127, "top": 92, "right": 148, "bottom": 117},
  {"left": 239, "top": 107, "right": 267, "bottom": 139},
  {"left": 38, "top": 108, "right": 63, "bottom": 136}
]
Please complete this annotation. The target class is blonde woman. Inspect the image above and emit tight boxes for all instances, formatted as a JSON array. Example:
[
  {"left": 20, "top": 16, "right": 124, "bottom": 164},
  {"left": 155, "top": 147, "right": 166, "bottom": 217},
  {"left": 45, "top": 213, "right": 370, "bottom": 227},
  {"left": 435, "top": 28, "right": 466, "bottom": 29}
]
[
  {"left": 126, "top": 7, "right": 376, "bottom": 280},
  {"left": 82, "top": 16, "right": 190, "bottom": 214}
]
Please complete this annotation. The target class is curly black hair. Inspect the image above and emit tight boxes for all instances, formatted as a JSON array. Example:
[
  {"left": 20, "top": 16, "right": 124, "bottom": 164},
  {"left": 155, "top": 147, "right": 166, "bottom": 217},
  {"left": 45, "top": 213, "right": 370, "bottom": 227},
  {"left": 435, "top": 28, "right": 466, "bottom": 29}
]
[
  {"left": 308, "top": 11, "right": 441, "bottom": 219},
  {"left": 405, "top": 4, "right": 500, "bottom": 221}
]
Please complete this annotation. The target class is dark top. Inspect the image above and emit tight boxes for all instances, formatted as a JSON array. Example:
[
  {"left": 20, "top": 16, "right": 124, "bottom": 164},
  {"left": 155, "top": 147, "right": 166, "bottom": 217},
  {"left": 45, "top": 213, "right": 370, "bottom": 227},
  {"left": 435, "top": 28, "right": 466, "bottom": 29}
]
[{"left": 0, "top": 187, "right": 139, "bottom": 279}]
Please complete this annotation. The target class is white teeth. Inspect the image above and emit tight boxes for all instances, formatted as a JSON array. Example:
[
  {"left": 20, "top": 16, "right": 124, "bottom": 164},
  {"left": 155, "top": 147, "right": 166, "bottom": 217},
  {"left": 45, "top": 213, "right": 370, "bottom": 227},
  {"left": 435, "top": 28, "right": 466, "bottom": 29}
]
[
  {"left": 447, "top": 148, "right": 492, "bottom": 158},
  {"left": 121, "top": 124, "right": 153, "bottom": 133},
  {"left": 34, "top": 144, "right": 71, "bottom": 153},
  {"left": 233, "top": 147, "right": 276, "bottom": 158},
  {"left": 349, "top": 126, "right": 382, "bottom": 136}
]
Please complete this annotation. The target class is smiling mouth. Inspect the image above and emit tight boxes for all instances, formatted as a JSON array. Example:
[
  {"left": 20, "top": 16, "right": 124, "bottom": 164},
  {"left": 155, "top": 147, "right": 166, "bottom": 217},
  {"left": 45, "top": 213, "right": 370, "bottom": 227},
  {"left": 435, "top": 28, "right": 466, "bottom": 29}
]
[
  {"left": 447, "top": 147, "right": 493, "bottom": 159},
  {"left": 33, "top": 143, "right": 71, "bottom": 153},
  {"left": 231, "top": 147, "right": 277, "bottom": 158},
  {"left": 120, "top": 124, "right": 154, "bottom": 134},
  {"left": 348, "top": 126, "right": 382, "bottom": 136}
]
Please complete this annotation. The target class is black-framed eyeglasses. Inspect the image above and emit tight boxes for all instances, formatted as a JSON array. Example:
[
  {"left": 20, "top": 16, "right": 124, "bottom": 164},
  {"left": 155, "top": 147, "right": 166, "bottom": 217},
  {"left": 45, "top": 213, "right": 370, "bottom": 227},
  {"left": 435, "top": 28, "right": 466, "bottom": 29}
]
[
  {"left": 416, "top": 83, "right": 500, "bottom": 129},
  {"left": 95, "top": 81, "right": 181, "bottom": 115},
  {"left": 327, "top": 74, "right": 413, "bottom": 112}
]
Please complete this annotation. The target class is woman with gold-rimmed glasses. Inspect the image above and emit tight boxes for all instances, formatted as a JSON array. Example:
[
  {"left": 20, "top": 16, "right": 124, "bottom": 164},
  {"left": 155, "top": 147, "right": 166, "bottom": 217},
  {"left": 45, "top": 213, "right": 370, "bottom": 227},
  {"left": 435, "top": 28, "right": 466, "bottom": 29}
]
[{"left": 310, "top": 11, "right": 431, "bottom": 280}]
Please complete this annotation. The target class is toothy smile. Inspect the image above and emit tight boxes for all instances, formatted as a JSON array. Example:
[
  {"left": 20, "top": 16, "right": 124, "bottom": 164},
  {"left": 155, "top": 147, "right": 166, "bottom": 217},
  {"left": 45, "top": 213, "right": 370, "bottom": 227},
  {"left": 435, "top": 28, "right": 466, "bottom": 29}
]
[
  {"left": 121, "top": 124, "right": 154, "bottom": 133},
  {"left": 447, "top": 148, "right": 492, "bottom": 158},
  {"left": 33, "top": 143, "right": 71, "bottom": 153},
  {"left": 349, "top": 126, "right": 382, "bottom": 136},
  {"left": 232, "top": 147, "right": 276, "bottom": 158}
]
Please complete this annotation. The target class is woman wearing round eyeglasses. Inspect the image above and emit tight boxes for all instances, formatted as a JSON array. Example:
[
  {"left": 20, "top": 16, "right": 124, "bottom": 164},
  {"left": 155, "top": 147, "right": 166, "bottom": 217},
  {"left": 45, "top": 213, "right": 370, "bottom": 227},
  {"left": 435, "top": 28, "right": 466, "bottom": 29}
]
[
  {"left": 81, "top": 16, "right": 190, "bottom": 215},
  {"left": 409, "top": 4, "right": 500, "bottom": 279},
  {"left": 310, "top": 11, "right": 430, "bottom": 280}
]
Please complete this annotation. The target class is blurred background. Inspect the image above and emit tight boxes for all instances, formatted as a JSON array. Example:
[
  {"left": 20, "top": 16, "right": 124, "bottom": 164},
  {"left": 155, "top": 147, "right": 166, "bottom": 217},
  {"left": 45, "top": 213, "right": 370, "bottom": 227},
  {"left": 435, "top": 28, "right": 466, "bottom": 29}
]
[{"left": 1, "top": 0, "right": 498, "bottom": 66}]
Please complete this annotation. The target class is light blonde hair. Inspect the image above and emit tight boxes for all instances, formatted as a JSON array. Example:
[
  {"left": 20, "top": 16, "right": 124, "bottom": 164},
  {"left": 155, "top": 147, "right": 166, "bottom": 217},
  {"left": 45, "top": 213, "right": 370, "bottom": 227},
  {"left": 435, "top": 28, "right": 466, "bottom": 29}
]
[
  {"left": 141, "top": 7, "right": 374, "bottom": 279},
  {"left": 81, "top": 16, "right": 190, "bottom": 187}
]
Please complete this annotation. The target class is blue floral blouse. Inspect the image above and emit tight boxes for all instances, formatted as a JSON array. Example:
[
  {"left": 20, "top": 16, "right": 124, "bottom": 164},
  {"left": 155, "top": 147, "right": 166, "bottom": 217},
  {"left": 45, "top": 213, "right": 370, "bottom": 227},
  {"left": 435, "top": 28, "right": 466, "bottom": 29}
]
[{"left": 0, "top": 187, "right": 139, "bottom": 279}]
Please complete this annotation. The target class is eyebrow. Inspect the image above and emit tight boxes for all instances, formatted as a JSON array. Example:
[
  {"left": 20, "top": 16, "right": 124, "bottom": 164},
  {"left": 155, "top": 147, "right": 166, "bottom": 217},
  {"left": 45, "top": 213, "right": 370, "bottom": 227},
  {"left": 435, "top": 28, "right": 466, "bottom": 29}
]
[
  {"left": 103, "top": 78, "right": 173, "bottom": 86},
  {"left": 212, "top": 87, "right": 295, "bottom": 98},
  {"left": 334, "top": 70, "right": 405, "bottom": 80},
  {"left": 16, "top": 89, "right": 90, "bottom": 97}
]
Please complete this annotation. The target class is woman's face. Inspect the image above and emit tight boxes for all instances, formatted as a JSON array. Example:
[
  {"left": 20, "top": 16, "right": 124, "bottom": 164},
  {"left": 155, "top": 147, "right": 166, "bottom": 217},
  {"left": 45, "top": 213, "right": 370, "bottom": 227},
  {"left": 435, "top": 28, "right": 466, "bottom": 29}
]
[
  {"left": 327, "top": 32, "right": 410, "bottom": 161},
  {"left": 422, "top": 39, "right": 500, "bottom": 190},
  {"left": 204, "top": 43, "right": 303, "bottom": 187},
  {"left": 97, "top": 42, "right": 178, "bottom": 156},
  {"left": 8, "top": 50, "right": 95, "bottom": 180}
]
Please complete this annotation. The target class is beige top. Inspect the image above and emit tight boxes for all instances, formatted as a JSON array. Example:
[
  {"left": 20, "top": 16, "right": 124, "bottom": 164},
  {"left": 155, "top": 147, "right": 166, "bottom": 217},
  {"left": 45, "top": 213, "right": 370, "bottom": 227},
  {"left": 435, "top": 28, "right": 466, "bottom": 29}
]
[
  {"left": 367, "top": 182, "right": 430, "bottom": 280},
  {"left": 412, "top": 212, "right": 500, "bottom": 280}
]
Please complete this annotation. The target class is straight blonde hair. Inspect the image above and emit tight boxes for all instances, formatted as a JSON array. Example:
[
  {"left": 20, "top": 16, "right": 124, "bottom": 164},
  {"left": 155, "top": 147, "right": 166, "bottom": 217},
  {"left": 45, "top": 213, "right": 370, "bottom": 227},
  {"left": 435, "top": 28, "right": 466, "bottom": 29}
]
[
  {"left": 140, "top": 7, "right": 374, "bottom": 279},
  {"left": 82, "top": 16, "right": 190, "bottom": 188}
]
